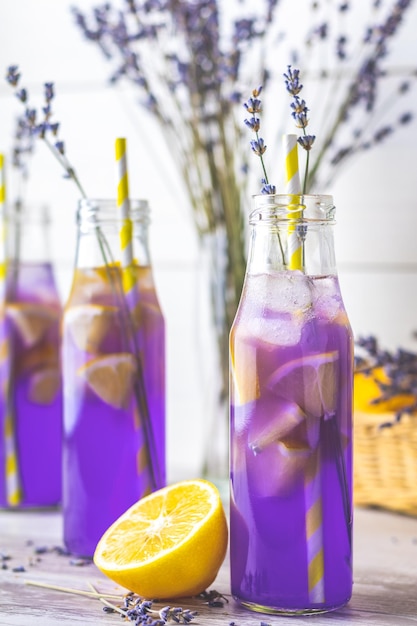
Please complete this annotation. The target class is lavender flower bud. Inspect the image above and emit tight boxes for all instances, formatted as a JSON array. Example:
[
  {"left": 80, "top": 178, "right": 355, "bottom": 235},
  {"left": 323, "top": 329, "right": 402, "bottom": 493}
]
[
  {"left": 6, "top": 65, "right": 20, "bottom": 86},
  {"left": 55, "top": 140, "right": 65, "bottom": 155},
  {"left": 244, "top": 97, "right": 262, "bottom": 114},
  {"left": 298, "top": 135, "right": 316, "bottom": 151},
  {"left": 244, "top": 116, "right": 260, "bottom": 132},
  {"left": 289, "top": 90, "right": 310, "bottom": 129},
  {"left": 16, "top": 88, "right": 27, "bottom": 103},
  {"left": 399, "top": 112, "right": 412, "bottom": 125},
  {"left": 261, "top": 178, "right": 276, "bottom": 194},
  {"left": 25, "top": 108, "right": 37, "bottom": 125},
  {"left": 44, "top": 82, "right": 54, "bottom": 102},
  {"left": 284, "top": 65, "right": 302, "bottom": 96},
  {"left": 250, "top": 138, "right": 266, "bottom": 155}
]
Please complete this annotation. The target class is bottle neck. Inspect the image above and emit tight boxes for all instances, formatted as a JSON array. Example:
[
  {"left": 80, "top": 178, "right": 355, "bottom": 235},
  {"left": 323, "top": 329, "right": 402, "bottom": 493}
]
[
  {"left": 7, "top": 203, "right": 51, "bottom": 264},
  {"left": 75, "top": 198, "right": 152, "bottom": 269},
  {"left": 247, "top": 194, "right": 337, "bottom": 277}
]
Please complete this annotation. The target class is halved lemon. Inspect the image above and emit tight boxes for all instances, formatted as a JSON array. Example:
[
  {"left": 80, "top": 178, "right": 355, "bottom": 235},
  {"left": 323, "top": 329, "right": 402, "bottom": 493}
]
[
  {"left": 267, "top": 351, "right": 338, "bottom": 418},
  {"left": 354, "top": 366, "right": 414, "bottom": 413},
  {"left": 6, "top": 303, "right": 59, "bottom": 348},
  {"left": 65, "top": 304, "right": 118, "bottom": 353},
  {"left": 77, "top": 352, "right": 137, "bottom": 409},
  {"left": 93, "top": 479, "right": 228, "bottom": 599}
]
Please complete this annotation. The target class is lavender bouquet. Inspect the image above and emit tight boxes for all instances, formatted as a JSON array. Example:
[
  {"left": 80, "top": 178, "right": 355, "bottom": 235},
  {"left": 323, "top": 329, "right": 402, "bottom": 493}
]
[{"left": 71, "top": 0, "right": 415, "bottom": 476}]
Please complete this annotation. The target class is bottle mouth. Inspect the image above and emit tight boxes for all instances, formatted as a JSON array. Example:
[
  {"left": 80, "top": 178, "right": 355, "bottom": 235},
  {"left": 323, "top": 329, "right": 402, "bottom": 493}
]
[
  {"left": 77, "top": 198, "right": 150, "bottom": 225},
  {"left": 4, "top": 202, "right": 51, "bottom": 225},
  {"left": 250, "top": 193, "right": 335, "bottom": 224}
]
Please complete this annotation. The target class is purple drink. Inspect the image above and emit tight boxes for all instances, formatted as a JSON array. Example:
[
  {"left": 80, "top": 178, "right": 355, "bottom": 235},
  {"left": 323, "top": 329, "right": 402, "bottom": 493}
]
[
  {"left": 62, "top": 264, "right": 165, "bottom": 557},
  {"left": 230, "top": 195, "right": 353, "bottom": 615},
  {"left": 0, "top": 261, "right": 62, "bottom": 508}
]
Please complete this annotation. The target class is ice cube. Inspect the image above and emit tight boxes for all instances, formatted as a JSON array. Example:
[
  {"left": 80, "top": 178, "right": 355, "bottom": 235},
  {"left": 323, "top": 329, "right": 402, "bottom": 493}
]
[
  {"left": 310, "top": 275, "right": 345, "bottom": 322},
  {"left": 245, "top": 311, "right": 304, "bottom": 347},
  {"left": 247, "top": 270, "right": 313, "bottom": 315},
  {"left": 248, "top": 397, "right": 306, "bottom": 453},
  {"left": 247, "top": 438, "right": 311, "bottom": 497}
]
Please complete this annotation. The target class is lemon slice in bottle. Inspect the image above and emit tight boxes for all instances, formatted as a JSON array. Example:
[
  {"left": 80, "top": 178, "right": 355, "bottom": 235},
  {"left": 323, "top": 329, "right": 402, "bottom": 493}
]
[
  {"left": 268, "top": 351, "right": 339, "bottom": 418},
  {"left": 77, "top": 352, "right": 137, "bottom": 409},
  {"left": 65, "top": 304, "right": 118, "bottom": 353},
  {"left": 6, "top": 303, "right": 59, "bottom": 348},
  {"left": 230, "top": 340, "right": 260, "bottom": 407},
  {"left": 28, "top": 367, "right": 61, "bottom": 405}
]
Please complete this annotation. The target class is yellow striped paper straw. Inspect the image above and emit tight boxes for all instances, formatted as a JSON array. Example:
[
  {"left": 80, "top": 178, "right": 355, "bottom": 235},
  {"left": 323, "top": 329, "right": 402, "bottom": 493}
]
[
  {"left": 283, "top": 134, "right": 303, "bottom": 270},
  {"left": 115, "top": 138, "right": 136, "bottom": 292},
  {"left": 305, "top": 448, "right": 325, "bottom": 604},
  {"left": 283, "top": 137, "right": 325, "bottom": 601},
  {"left": 0, "top": 153, "right": 22, "bottom": 505},
  {"left": 115, "top": 137, "right": 155, "bottom": 491}
]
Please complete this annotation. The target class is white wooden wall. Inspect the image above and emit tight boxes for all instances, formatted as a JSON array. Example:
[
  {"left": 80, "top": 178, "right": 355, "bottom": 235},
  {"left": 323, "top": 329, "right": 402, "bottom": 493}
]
[{"left": 1, "top": 0, "right": 417, "bottom": 480}]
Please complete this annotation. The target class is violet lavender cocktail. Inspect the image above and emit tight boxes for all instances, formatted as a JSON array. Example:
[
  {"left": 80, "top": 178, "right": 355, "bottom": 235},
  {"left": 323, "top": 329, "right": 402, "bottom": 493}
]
[
  {"left": 62, "top": 263, "right": 165, "bottom": 557},
  {"left": 230, "top": 267, "right": 353, "bottom": 613},
  {"left": 0, "top": 260, "right": 62, "bottom": 507}
]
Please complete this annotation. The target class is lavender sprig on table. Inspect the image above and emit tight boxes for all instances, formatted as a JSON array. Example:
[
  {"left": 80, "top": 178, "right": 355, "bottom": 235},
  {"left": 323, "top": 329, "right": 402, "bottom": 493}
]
[
  {"left": 100, "top": 592, "right": 198, "bottom": 624},
  {"left": 356, "top": 335, "right": 417, "bottom": 426}
]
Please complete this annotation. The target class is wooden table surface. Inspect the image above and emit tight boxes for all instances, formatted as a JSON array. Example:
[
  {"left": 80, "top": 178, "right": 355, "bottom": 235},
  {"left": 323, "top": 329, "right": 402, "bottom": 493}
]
[{"left": 0, "top": 505, "right": 416, "bottom": 625}]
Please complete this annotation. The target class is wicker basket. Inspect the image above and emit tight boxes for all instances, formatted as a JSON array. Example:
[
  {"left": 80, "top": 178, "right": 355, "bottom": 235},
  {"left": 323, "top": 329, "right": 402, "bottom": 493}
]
[{"left": 354, "top": 410, "right": 417, "bottom": 516}]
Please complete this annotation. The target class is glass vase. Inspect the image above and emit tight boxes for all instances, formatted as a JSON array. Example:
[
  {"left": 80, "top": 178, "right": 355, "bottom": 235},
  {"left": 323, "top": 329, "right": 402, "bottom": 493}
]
[
  {"left": 0, "top": 203, "right": 62, "bottom": 508},
  {"left": 229, "top": 194, "right": 353, "bottom": 614},
  {"left": 62, "top": 198, "right": 165, "bottom": 557}
]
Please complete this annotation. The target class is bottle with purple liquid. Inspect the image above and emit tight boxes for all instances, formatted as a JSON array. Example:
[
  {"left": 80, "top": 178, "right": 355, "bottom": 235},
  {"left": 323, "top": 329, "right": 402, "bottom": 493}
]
[
  {"left": 229, "top": 194, "right": 353, "bottom": 615},
  {"left": 0, "top": 204, "right": 62, "bottom": 508},
  {"left": 62, "top": 199, "right": 165, "bottom": 557}
]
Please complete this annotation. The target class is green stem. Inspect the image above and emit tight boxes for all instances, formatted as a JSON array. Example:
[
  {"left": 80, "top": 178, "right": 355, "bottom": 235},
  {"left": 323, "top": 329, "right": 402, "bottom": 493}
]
[
  {"left": 42, "top": 137, "right": 88, "bottom": 199},
  {"left": 303, "top": 142, "right": 310, "bottom": 196}
]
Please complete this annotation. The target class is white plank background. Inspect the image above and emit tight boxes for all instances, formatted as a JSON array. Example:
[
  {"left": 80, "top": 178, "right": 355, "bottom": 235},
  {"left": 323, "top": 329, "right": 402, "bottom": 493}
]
[{"left": 0, "top": 0, "right": 417, "bottom": 479}]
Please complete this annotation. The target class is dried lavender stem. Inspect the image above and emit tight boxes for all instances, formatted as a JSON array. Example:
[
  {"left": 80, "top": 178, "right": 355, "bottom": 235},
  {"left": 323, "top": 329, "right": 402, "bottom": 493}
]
[
  {"left": 24, "top": 579, "right": 121, "bottom": 600},
  {"left": 88, "top": 582, "right": 126, "bottom": 615}
]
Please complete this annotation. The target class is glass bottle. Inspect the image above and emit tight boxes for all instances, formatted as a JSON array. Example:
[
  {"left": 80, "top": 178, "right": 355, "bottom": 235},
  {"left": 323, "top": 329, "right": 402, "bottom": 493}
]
[
  {"left": 0, "top": 203, "right": 62, "bottom": 508},
  {"left": 62, "top": 198, "right": 165, "bottom": 557},
  {"left": 229, "top": 194, "right": 353, "bottom": 615}
]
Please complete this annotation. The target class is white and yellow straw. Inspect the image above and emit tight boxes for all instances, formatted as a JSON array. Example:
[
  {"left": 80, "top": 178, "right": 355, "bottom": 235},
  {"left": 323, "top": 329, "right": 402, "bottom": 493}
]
[
  {"left": 304, "top": 448, "right": 325, "bottom": 604},
  {"left": 283, "top": 134, "right": 303, "bottom": 270},
  {"left": 0, "top": 153, "right": 21, "bottom": 505},
  {"left": 115, "top": 137, "right": 153, "bottom": 489},
  {"left": 115, "top": 138, "right": 136, "bottom": 293},
  {"left": 283, "top": 136, "right": 325, "bottom": 602}
]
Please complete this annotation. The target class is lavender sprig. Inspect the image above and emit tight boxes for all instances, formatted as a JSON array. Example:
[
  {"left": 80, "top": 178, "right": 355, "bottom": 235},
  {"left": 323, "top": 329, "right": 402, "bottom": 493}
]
[
  {"left": 284, "top": 65, "right": 316, "bottom": 195},
  {"left": 6, "top": 65, "right": 87, "bottom": 199},
  {"left": 5, "top": 64, "right": 160, "bottom": 489},
  {"left": 71, "top": 0, "right": 416, "bottom": 480},
  {"left": 12, "top": 115, "right": 34, "bottom": 183},
  {"left": 243, "top": 86, "right": 275, "bottom": 195},
  {"left": 102, "top": 593, "right": 198, "bottom": 624},
  {"left": 305, "top": 0, "right": 415, "bottom": 189}
]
